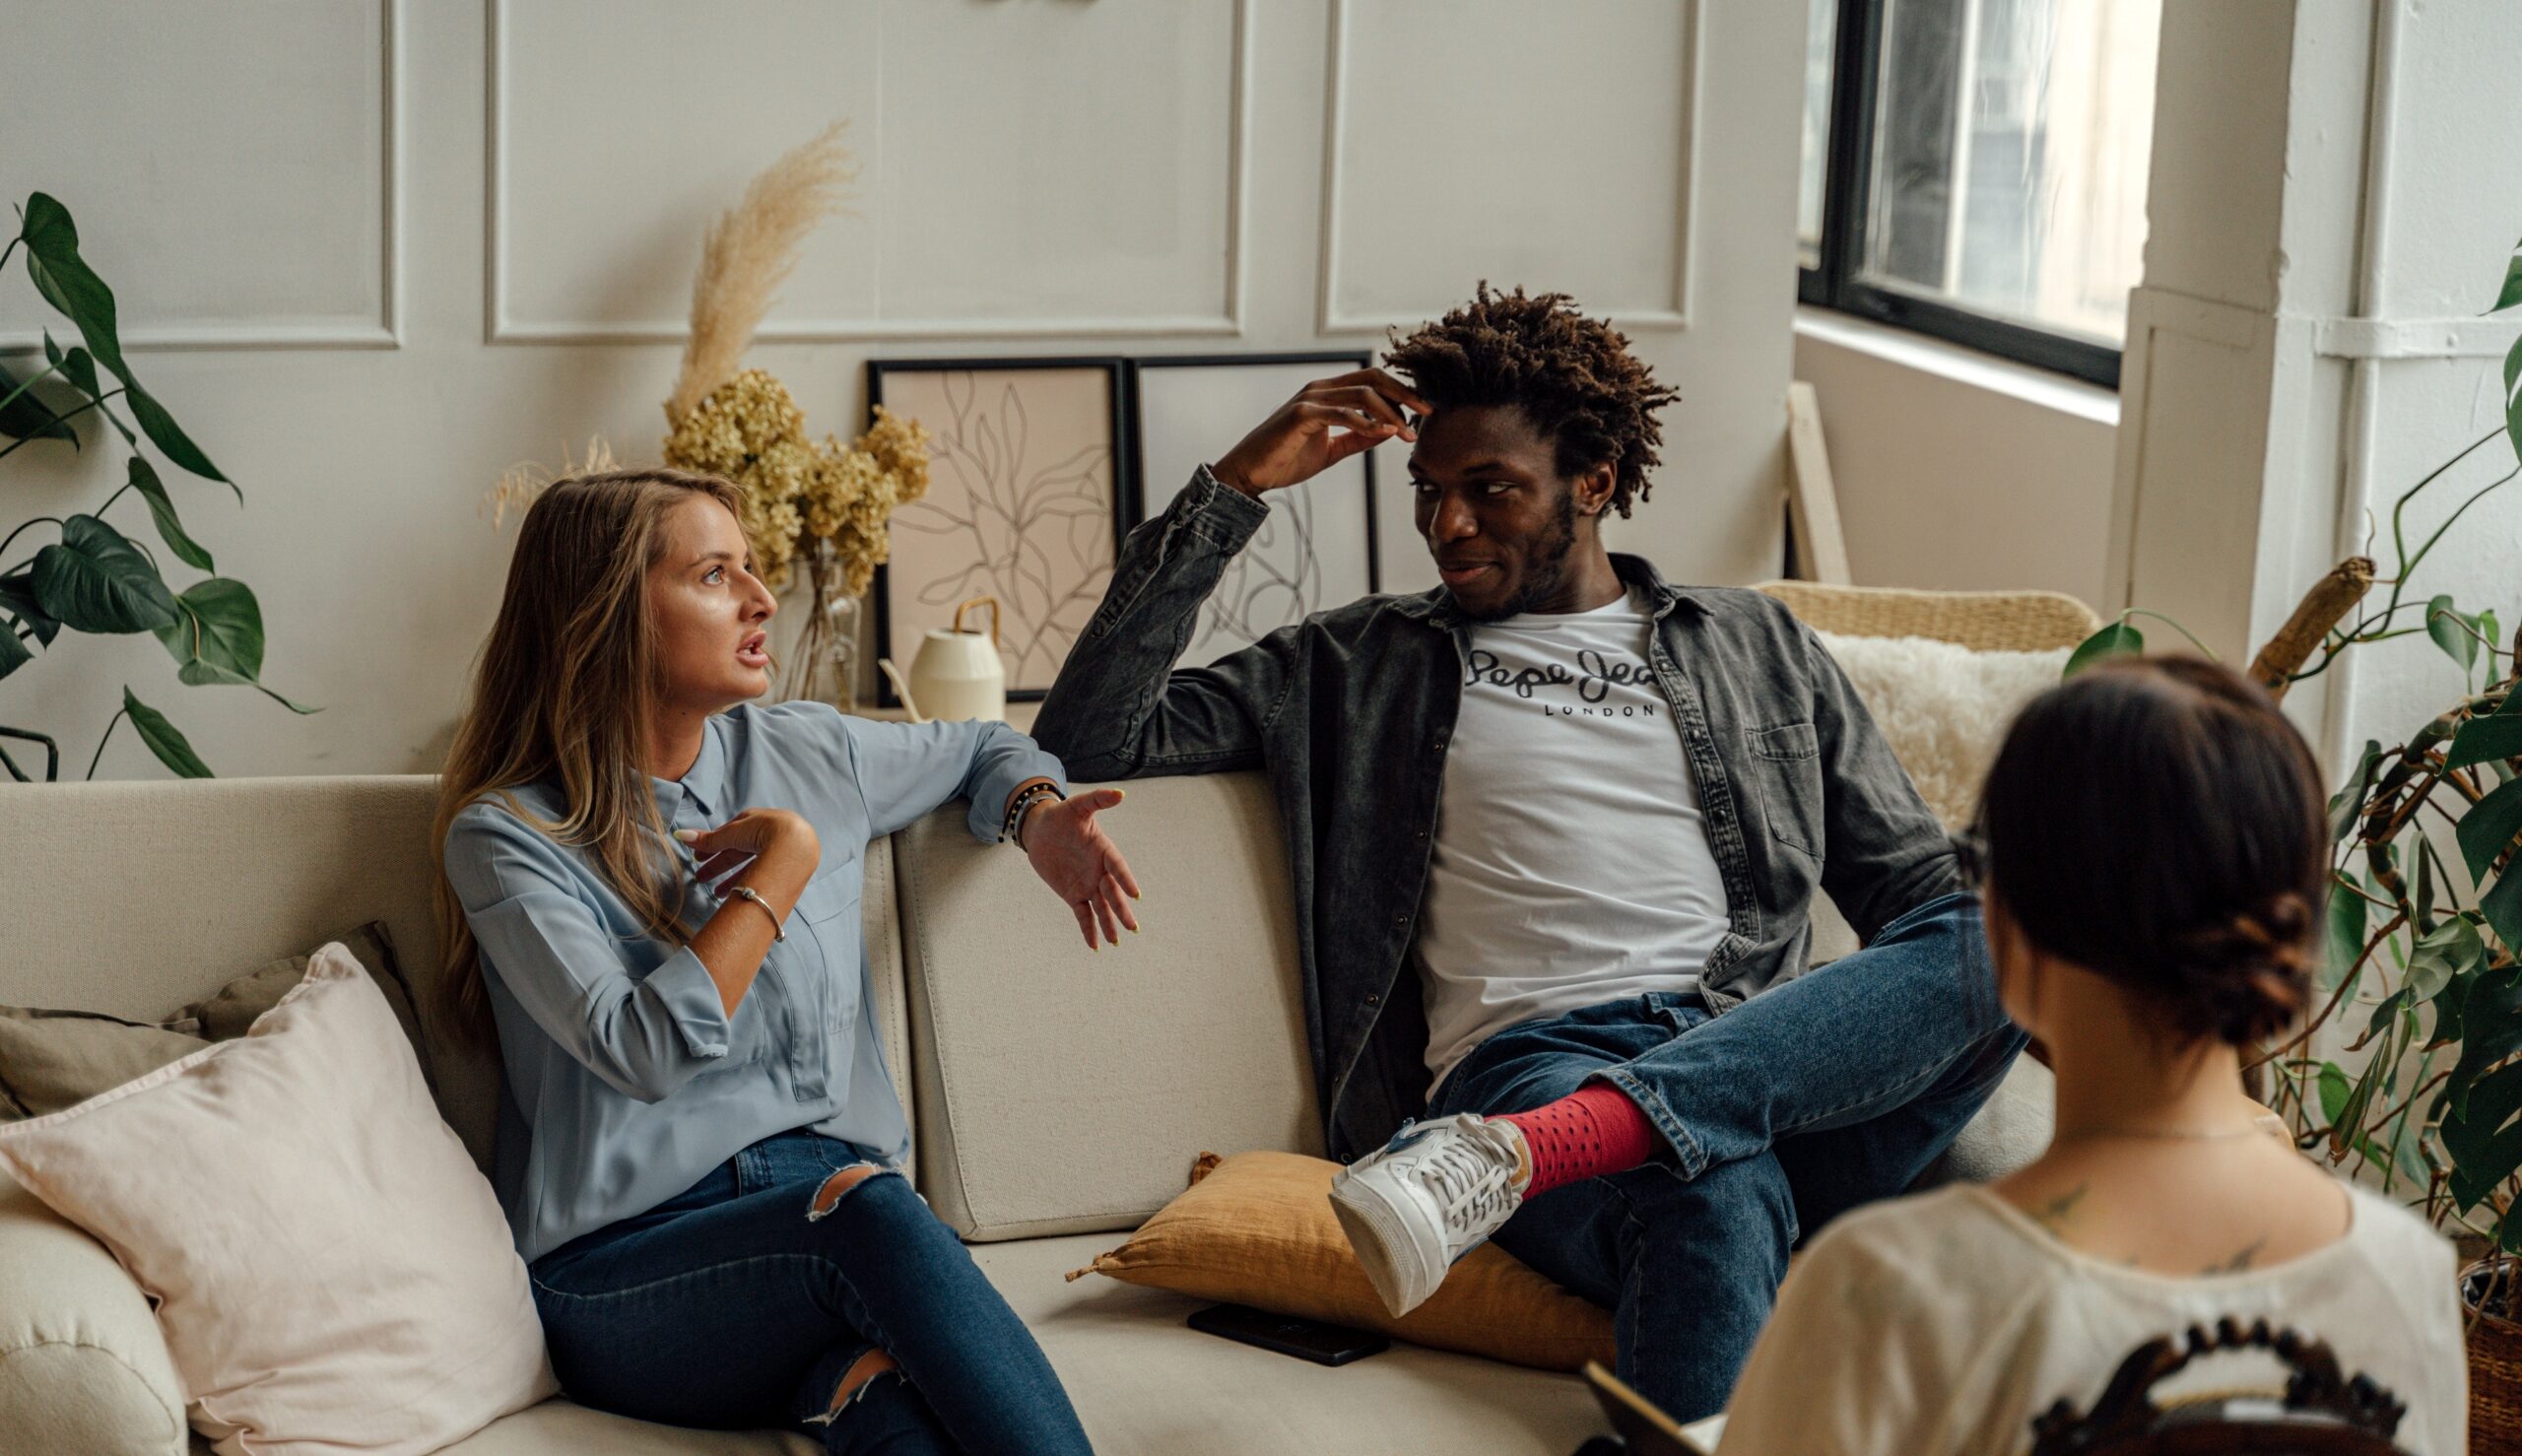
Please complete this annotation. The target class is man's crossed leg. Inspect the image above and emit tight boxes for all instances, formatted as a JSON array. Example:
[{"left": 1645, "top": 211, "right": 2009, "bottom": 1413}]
[{"left": 1333, "top": 893, "right": 2029, "bottom": 1420}]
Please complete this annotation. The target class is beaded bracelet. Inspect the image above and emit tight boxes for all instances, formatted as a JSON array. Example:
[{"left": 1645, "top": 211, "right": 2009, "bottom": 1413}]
[{"left": 1000, "top": 781, "right": 1066, "bottom": 847}]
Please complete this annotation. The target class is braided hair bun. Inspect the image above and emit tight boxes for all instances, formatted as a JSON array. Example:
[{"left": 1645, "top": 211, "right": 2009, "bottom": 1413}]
[
  {"left": 1978, "top": 657, "right": 2326, "bottom": 1047},
  {"left": 2167, "top": 892, "right": 2316, "bottom": 1045}
]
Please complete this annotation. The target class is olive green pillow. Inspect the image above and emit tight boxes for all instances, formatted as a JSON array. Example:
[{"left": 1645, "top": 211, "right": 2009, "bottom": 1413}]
[{"left": 0, "top": 923, "right": 432, "bottom": 1121}]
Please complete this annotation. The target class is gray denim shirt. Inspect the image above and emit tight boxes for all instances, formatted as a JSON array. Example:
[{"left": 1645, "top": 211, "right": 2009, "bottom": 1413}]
[{"left": 1032, "top": 466, "right": 1959, "bottom": 1162}]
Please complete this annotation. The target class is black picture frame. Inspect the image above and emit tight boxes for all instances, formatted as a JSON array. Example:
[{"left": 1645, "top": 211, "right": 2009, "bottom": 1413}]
[
  {"left": 1125, "top": 351, "right": 1384, "bottom": 665},
  {"left": 867, "top": 355, "right": 1131, "bottom": 707}
]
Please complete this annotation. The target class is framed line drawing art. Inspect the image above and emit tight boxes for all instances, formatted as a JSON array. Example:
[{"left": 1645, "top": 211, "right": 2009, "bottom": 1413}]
[
  {"left": 1128, "top": 352, "right": 1383, "bottom": 669},
  {"left": 868, "top": 357, "right": 1128, "bottom": 705}
]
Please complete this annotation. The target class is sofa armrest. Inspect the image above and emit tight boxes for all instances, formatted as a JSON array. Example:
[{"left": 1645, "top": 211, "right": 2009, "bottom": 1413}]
[{"left": 0, "top": 1174, "right": 187, "bottom": 1456}]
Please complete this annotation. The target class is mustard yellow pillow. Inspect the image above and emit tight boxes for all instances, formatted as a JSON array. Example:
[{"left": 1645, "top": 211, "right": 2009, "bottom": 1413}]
[{"left": 1069, "top": 1149, "right": 1616, "bottom": 1371}]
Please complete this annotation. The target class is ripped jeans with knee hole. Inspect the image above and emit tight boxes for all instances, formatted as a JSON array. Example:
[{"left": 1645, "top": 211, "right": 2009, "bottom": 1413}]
[{"left": 526, "top": 1129, "right": 1092, "bottom": 1456}]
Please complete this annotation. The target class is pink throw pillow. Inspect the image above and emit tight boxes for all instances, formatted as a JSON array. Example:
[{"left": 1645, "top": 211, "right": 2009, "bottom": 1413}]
[{"left": 0, "top": 945, "right": 555, "bottom": 1455}]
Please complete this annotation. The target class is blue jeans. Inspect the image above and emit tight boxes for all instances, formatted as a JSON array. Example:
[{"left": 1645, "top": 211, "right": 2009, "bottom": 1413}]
[
  {"left": 526, "top": 1130, "right": 1092, "bottom": 1455},
  {"left": 1427, "top": 893, "right": 2026, "bottom": 1423}
]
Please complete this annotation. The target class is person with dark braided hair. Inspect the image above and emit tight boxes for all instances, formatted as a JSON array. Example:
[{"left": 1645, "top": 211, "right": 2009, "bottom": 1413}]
[
  {"left": 1719, "top": 656, "right": 2464, "bottom": 1454},
  {"left": 1036, "top": 286, "right": 2024, "bottom": 1418}
]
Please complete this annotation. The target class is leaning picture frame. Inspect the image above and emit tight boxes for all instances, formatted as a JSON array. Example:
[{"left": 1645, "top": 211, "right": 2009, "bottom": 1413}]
[
  {"left": 868, "top": 356, "right": 1129, "bottom": 706},
  {"left": 1127, "top": 351, "right": 1387, "bottom": 669}
]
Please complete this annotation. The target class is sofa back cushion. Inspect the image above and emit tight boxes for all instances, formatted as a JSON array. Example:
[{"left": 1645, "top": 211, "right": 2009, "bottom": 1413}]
[
  {"left": 896, "top": 771, "right": 1322, "bottom": 1240},
  {"left": 0, "top": 776, "right": 916, "bottom": 1178},
  {"left": 0, "top": 777, "right": 490, "bottom": 1152}
]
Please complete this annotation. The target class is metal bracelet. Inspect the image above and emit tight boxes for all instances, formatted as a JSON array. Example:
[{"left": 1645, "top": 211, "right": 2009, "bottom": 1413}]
[{"left": 724, "top": 884, "right": 786, "bottom": 942}]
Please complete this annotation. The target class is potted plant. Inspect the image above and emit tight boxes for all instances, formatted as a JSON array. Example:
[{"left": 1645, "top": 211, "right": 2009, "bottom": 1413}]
[
  {"left": 2066, "top": 237, "right": 2522, "bottom": 1448},
  {"left": 0, "top": 192, "right": 305, "bottom": 779}
]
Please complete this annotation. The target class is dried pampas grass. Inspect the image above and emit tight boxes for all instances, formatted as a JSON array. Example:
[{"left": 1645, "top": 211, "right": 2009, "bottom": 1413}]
[
  {"left": 484, "top": 435, "right": 620, "bottom": 528},
  {"left": 665, "top": 121, "right": 856, "bottom": 430}
]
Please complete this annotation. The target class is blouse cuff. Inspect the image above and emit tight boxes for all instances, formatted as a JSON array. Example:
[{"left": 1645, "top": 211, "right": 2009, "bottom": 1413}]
[
  {"left": 645, "top": 946, "right": 733, "bottom": 1060},
  {"left": 965, "top": 736, "right": 1068, "bottom": 844}
]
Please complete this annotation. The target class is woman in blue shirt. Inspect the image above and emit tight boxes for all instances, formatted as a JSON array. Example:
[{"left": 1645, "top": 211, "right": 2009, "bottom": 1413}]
[{"left": 432, "top": 469, "right": 1131, "bottom": 1454}]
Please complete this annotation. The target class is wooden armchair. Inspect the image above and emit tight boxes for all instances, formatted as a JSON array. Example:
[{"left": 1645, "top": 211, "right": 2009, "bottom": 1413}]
[{"left": 2029, "top": 1319, "right": 2411, "bottom": 1455}]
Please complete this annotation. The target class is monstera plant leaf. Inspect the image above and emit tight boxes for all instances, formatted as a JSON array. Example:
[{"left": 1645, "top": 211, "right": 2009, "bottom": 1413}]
[
  {"left": 18, "top": 193, "right": 228, "bottom": 488},
  {"left": 125, "top": 457, "right": 212, "bottom": 570},
  {"left": 117, "top": 688, "right": 210, "bottom": 778},
  {"left": 152, "top": 577, "right": 312, "bottom": 712},
  {"left": 2064, "top": 621, "right": 2143, "bottom": 678},
  {"left": 29, "top": 514, "right": 176, "bottom": 633},
  {"left": 0, "top": 357, "right": 75, "bottom": 445}
]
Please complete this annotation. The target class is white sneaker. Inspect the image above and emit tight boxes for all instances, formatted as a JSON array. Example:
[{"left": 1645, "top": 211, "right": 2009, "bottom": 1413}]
[{"left": 1328, "top": 1114, "right": 1529, "bottom": 1317}]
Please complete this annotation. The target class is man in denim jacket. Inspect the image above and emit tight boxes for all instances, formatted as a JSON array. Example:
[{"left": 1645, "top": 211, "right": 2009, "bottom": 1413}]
[{"left": 1033, "top": 287, "right": 2024, "bottom": 1420}]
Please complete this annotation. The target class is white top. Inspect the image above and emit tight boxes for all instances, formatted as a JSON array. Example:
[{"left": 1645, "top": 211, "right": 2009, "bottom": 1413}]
[
  {"left": 1417, "top": 590, "right": 1730, "bottom": 1089},
  {"left": 1717, "top": 1182, "right": 2469, "bottom": 1456}
]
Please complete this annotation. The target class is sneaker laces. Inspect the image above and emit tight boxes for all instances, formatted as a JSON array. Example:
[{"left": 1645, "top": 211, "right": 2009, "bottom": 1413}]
[{"left": 1399, "top": 1122, "right": 1521, "bottom": 1236}]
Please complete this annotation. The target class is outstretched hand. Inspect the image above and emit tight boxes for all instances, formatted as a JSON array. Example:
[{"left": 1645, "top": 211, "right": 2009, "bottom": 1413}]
[
  {"left": 1211, "top": 367, "right": 1429, "bottom": 497},
  {"left": 1024, "top": 788, "right": 1142, "bottom": 950}
]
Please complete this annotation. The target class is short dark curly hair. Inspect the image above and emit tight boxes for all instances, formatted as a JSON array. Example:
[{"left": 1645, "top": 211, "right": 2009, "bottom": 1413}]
[{"left": 1383, "top": 284, "right": 1681, "bottom": 517}]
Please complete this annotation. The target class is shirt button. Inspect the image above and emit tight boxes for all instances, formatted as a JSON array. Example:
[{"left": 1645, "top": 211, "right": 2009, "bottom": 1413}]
[{"left": 1364, "top": 992, "right": 1381, "bottom": 1007}]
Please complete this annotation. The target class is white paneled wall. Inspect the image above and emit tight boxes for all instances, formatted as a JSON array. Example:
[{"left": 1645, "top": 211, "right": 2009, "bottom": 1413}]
[
  {"left": 1319, "top": 0, "right": 1698, "bottom": 330},
  {"left": 2, "top": 0, "right": 1800, "bottom": 779},
  {"left": 0, "top": 1, "right": 399, "bottom": 348}
]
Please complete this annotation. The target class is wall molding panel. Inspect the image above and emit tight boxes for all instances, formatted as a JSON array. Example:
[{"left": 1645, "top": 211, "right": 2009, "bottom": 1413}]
[
  {"left": 0, "top": 0, "right": 403, "bottom": 353},
  {"left": 1314, "top": 0, "right": 1701, "bottom": 335},
  {"left": 484, "top": 0, "right": 1253, "bottom": 345}
]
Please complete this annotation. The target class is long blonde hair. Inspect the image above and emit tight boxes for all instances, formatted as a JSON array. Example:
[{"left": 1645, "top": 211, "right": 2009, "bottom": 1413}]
[{"left": 431, "top": 467, "right": 748, "bottom": 1044}]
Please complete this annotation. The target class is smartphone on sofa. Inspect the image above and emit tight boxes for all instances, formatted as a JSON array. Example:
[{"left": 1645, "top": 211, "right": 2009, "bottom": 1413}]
[{"left": 1187, "top": 1303, "right": 1390, "bottom": 1366}]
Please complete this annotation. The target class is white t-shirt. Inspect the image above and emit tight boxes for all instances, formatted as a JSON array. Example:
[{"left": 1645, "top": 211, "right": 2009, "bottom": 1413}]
[
  {"left": 1716, "top": 1182, "right": 2468, "bottom": 1455},
  {"left": 1417, "top": 590, "right": 1730, "bottom": 1090}
]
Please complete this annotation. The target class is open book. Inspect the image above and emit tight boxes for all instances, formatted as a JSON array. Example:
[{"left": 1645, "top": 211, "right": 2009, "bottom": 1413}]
[{"left": 1584, "top": 1362, "right": 1722, "bottom": 1455}]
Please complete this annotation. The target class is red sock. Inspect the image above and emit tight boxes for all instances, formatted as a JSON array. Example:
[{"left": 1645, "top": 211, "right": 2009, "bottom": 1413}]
[{"left": 1493, "top": 1083, "right": 1657, "bottom": 1197}]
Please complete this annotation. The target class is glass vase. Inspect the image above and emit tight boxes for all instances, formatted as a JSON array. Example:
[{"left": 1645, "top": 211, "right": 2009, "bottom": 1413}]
[{"left": 781, "top": 537, "right": 863, "bottom": 714}]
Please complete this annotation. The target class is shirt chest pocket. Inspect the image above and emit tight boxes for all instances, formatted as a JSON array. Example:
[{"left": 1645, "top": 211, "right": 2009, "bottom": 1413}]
[
  {"left": 790, "top": 862, "right": 865, "bottom": 1038},
  {"left": 1749, "top": 720, "right": 1824, "bottom": 860}
]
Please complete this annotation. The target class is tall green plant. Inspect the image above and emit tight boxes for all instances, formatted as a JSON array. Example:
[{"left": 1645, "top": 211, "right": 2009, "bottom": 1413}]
[
  {"left": 2061, "top": 238, "right": 2522, "bottom": 1260},
  {"left": 0, "top": 192, "right": 307, "bottom": 781}
]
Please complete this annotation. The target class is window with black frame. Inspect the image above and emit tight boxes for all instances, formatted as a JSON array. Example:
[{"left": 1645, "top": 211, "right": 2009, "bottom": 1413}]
[{"left": 1799, "top": 0, "right": 2160, "bottom": 387}]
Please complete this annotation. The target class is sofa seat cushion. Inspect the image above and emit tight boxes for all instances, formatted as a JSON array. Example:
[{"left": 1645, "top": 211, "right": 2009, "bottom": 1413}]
[
  {"left": 188, "top": 1235, "right": 1620, "bottom": 1455},
  {"left": 433, "top": 1402, "right": 816, "bottom": 1455},
  {"left": 975, "top": 1232, "right": 1608, "bottom": 1454},
  {"left": 194, "top": 1404, "right": 814, "bottom": 1455}
]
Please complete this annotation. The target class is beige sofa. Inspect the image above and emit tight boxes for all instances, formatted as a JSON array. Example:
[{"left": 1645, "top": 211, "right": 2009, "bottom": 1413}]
[{"left": 0, "top": 764, "right": 2049, "bottom": 1455}]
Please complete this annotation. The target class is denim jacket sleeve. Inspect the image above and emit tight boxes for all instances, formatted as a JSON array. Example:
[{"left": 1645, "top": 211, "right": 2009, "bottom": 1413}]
[
  {"left": 1800, "top": 623, "right": 1965, "bottom": 941},
  {"left": 1031, "top": 464, "right": 1300, "bottom": 781},
  {"left": 444, "top": 805, "right": 733, "bottom": 1104}
]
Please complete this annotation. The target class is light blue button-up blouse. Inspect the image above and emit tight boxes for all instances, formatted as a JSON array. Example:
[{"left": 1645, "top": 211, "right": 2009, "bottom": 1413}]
[{"left": 442, "top": 701, "right": 1062, "bottom": 1262}]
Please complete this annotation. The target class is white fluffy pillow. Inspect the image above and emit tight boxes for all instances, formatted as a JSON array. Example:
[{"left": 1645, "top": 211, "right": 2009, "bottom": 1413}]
[
  {"left": 0, "top": 946, "right": 554, "bottom": 1456},
  {"left": 1814, "top": 629, "right": 2069, "bottom": 831}
]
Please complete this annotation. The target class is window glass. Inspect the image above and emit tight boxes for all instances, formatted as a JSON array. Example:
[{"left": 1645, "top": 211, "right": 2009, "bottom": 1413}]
[
  {"left": 1798, "top": 0, "right": 1841, "bottom": 270},
  {"left": 1859, "top": 0, "right": 2158, "bottom": 345}
]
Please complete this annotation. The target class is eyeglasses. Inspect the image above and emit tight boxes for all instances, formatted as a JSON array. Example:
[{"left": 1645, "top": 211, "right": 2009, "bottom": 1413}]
[{"left": 1949, "top": 827, "right": 1988, "bottom": 890}]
